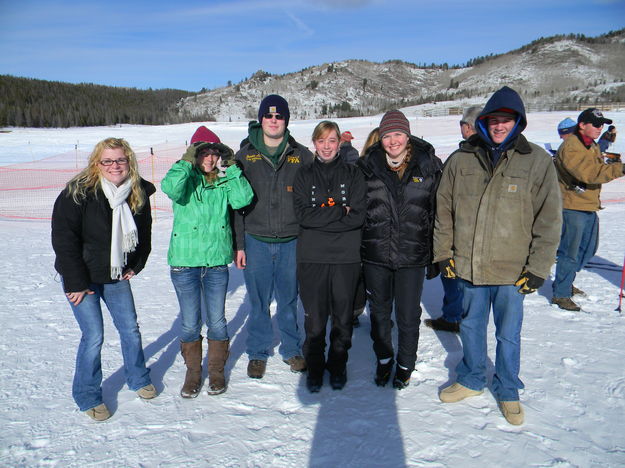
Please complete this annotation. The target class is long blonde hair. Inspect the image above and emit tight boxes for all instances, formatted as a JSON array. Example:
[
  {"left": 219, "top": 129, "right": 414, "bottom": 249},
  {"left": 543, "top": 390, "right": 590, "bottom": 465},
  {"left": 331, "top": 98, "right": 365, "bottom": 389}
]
[
  {"left": 361, "top": 127, "right": 380, "bottom": 156},
  {"left": 66, "top": 138, "right": 145, "bottom": 213}
]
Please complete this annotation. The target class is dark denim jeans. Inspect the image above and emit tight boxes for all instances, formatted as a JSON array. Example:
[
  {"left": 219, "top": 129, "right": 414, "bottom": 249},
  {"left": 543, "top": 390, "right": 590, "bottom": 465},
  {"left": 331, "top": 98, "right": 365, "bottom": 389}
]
[
  {"left": 170, "top": 265, "right": 229, "bottom": 342},
  {"left": 67, "top": 280, "right": 151, "bottom": 411},
  {"left": 456, "top": 280, "right": 525, "bottom": 401},
  {"left": 552, "top": 209, "right": 599, "bottom": 298},
  {"left": 440, "top": 275, "right": 463, "bottom": 323},
  {"left": 243, "top": 234, "right": 302, "bottom": 361}
]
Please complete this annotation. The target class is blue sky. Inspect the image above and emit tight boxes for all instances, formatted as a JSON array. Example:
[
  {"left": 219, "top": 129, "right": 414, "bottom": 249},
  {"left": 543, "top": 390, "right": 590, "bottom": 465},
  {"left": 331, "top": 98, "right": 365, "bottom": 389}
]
[{"left": 1, "top": 0, "right": 624, "bottom": 92}]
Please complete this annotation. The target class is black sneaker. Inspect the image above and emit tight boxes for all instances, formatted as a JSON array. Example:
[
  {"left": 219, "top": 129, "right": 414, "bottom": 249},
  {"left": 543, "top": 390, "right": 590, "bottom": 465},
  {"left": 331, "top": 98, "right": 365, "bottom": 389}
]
[
  {"left": 306, "top": 375, "right": 323, "bottom": 393},
  {"left": 425, "top": 317, "right": 460, "bottom": 333},
  {"left": 374, "top": 359, "right": 394, "bottom": 387},
  {"left": 329, "top": 371, "right": 347, "bottom": 390},
  {"left": 392, "top": 366, "right": 412, "bottom": 390}
]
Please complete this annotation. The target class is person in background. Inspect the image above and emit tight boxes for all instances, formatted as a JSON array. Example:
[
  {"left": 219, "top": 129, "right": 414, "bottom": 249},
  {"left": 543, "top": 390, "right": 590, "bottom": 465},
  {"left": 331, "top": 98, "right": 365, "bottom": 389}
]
[
  {"left": 552, "top": 110, "right": 624, "bottom": 311},
  {"left": 338, "top": 131, "right": 360, "bottom": 165},
  {"left": 294, "top": 121, "right": 366, "bottom": 392},
  {"left": 351, "top": 126, "right": 382, "bottom": 328},
  {"left": 434, "top": 86, "right": 562, "bottom": 425},
  {"left": 599, "top": 125, "right": 617, "bottom": 153},
  {"left": 426, "top": 105, "right": 481, "bottom": 334},
  {"left": 162, "top": 126, "right": 253, "bottom": 398},
  {"left": 358, "top": 110, "right": 442, "bottom": 390},
  {"left": 361, "top": 127, "right": 380, "bottom": 157},
  {"left": 51, "top": 138, "right": 156, "bottom": 421},
  {"left": 558, "top": 118, "right": 577, "bottom": 142},
  {"left": 459, "top": 105, "right": 482, "bottom": 140},
  {"left": 234, "top": 95, "right": 314, "bottom": 379}
]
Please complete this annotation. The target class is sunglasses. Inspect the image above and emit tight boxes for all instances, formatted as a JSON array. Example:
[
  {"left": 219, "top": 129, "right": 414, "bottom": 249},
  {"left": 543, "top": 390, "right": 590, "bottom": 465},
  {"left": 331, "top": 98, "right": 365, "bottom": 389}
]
[
  {"left": 263, "top": 113, "right": 285, "bottom": 120},
  {"left": 590, "top": 122, "right": 604, "bottom": 128},
  {"left": 100, "top": 158, "right": 129, "bottom": 166}
]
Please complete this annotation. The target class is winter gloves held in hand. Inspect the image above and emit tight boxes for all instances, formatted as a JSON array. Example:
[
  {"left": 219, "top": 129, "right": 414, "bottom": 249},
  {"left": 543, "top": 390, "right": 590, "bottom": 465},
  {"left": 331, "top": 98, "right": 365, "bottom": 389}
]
[
  {"left": 515, "top": 269, "right": 544, "bottom": 294},
  {"left": 181, "top": 141, "right": 236, "bottom": 175},
  {"left": 439, "top": 258, "right": 457, "bottom": 279}
]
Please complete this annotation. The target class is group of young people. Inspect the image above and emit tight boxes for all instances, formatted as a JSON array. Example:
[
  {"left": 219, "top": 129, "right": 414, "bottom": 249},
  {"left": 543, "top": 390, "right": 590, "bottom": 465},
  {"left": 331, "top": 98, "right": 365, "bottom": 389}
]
[{"left": 51, "top": 86, "right": 620, "bottom": 426}]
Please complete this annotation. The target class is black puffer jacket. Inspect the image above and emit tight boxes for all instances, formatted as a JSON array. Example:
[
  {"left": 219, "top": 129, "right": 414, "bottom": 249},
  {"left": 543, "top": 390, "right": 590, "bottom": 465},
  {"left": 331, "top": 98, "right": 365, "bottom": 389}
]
[
  {"left": 358, "top": 137, "right": 442, "bottom": 269},
  {"left": 51, "top": 178, "right": 155, "bottom": 292}
]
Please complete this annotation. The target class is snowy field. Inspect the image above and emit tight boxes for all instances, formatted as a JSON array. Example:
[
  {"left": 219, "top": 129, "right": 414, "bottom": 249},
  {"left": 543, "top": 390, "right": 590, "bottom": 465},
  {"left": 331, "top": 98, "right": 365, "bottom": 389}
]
[{"left": 1, "top": 110, "right": 625, "bottom": 467}]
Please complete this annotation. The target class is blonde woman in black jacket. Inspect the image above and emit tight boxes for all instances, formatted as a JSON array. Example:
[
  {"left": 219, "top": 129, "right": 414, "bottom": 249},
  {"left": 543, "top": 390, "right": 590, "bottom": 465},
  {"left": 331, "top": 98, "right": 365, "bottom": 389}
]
[{"left": 52, "top": 138, "right": 156, "bottom": 421}]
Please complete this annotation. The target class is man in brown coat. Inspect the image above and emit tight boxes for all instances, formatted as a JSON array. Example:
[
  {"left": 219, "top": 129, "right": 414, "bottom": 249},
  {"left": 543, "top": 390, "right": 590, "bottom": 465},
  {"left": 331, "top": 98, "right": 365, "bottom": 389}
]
[{"left": 552, "top": 108, "right": 624, "bottom": 311}]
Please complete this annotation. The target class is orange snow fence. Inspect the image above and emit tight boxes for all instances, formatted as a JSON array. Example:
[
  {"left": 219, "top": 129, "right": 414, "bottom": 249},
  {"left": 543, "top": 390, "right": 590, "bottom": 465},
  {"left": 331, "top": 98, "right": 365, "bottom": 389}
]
[{"left": 0, "top": 143, "right": 184, "bottom": 220}]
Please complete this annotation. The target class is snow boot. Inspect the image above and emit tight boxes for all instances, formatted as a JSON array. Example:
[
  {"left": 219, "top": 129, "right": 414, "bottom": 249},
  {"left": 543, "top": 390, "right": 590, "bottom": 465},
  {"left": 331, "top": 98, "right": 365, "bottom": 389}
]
[
  {"left": 330, "top": 370, "right": 347, "bottom": 390},
  {"left": 439, "top": 382, "right": 483, "bottom": 403},
  {"left": 180, "top": 338, "right": 203, "bottom": 398},
  {"left": 247, "top": 359, "right": 266, "bottom": 379},
  {"left": 374, "top": 358, "right": 394, "bottom": 387},
  {"left": 571, "top": 285, "right": 587, "bottom": 297},
  {"left": 136, "top": 384, "right": 157, "bottom": 399},
  {"left": 392, "top": 365, "right": 412, "bottom": 390},
  {"left": 306, "top": 374, "right": 323, "bottom": 393},
  {"left": 283, "top": 355, "right": 307, "bottom": 373},
  {"left": 207, "top": 339, "right": 229, "bottom": 395}
]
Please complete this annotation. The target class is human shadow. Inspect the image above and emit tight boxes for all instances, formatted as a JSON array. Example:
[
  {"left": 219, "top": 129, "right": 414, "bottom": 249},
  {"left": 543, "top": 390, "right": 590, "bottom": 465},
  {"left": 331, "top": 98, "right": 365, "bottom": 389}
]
[
  {"left": 301, "top": 314, "right": 407, "bottom": 468},
  {"left": 583, "top": 255, "right": 621, "bottom": 288}
]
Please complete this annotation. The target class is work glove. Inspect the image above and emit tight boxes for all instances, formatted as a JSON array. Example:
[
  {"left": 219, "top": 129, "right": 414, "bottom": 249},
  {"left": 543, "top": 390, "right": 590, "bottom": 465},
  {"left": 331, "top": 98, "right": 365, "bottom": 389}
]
[
  {"left": 439, "top": 258, "right": 457, "bottom": 279},
  {"left": 181, "top": 142, "right": 202, "bottom": 164},
  {"left": 426, "top": 262, "right": 440, "bottom": 280},
  {"left": 214, "top": 143, "right": 236, "bottom": 177},
  {"left": 514, "top": 270, "right": 544, "bottom": 294}
]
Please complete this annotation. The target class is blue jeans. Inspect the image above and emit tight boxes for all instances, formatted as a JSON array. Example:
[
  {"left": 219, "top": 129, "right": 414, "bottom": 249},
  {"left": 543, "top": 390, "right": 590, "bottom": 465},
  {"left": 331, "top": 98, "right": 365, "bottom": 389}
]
[
  {"left": 440, "top": 276, "right": 463, "bottom": 323},
  {"left": 552, "top": 209, "right": 599, "bottom": 298},
  {"left": 170, "top": 266, "right": 229, "bottom": 342},
  {"left": 67, "top": 280, "right": 151, "bottom": 411},
  {"left": 456, "top": 280, "right": 525, "bottom": 401},
  {"left": 243, "top": 234, "right": 301, "bottom": 361}
]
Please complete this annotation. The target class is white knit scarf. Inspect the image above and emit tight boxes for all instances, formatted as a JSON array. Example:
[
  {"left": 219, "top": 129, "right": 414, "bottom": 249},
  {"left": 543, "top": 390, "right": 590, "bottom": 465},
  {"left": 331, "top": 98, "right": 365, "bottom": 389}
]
[{"left": 100, "top": 177, "right": 138, "bottom": 280}]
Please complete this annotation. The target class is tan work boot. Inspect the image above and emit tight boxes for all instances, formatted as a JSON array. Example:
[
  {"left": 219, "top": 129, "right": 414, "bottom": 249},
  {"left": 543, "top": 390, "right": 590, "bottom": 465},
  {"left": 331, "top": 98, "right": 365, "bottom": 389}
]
[
  {"left": 207, "top": 339, "right": 229, "bottom": 395},
  {"left": 499, "top": 400, "right": 524, "bottom": 425},
  {"left": 283, "top": 355, "right": 307, "bottom": 373},
  {"left": 571, "top": 285, "right": 587, "bottom": 297},
  {"left": 84, "top": 403, "right": 111, "bottom": 421},
  {"left": 551, "top": 297, "right": 581, "bottom": 311},
  {"left": 439, "top": 382, "right": 483, "bottom": 403},
  {"left": 137, "top": 384, "right": 157, "bottom": 399},
  {"left": 180, "top": 338, "right": 203, "bottom": 398}
]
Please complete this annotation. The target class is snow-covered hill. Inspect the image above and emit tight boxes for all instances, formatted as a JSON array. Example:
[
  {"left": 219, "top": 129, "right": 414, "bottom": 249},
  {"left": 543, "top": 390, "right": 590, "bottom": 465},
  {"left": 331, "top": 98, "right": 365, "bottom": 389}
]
[{"left": 177, "top": 30, "right": 625, "bottom": 122}]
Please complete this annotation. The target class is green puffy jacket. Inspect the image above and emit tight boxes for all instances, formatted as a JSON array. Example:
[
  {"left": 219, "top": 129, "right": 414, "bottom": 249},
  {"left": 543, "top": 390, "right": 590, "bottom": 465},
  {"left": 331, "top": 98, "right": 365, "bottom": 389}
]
[{"left": 162, "top": 161, "right": 253, "bottom": 267}]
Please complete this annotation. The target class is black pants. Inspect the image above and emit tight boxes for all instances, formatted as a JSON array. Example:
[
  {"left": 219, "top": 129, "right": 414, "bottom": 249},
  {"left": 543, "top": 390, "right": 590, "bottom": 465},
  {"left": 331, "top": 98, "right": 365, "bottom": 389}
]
[
  {"left": 298, "top": 262, "right": 361, "bottom": 377},
  {"left": 363, "top": 263, "right": 425, "bottom": 371}
]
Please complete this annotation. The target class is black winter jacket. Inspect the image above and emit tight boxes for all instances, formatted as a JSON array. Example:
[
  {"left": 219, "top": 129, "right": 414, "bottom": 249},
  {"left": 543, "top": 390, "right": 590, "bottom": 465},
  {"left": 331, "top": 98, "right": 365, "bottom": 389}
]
[
  {"left": 233, "top": 135, "right": 314, "bottom": 248},
  {"left": 358, "top": 137, "right": 442, "bottom": 269},
  {"left": 293, "top": 156, "right": 366, "bottom": 264},
  {"left": 51, "top": 178, "right": 155, "bottom": 293}
]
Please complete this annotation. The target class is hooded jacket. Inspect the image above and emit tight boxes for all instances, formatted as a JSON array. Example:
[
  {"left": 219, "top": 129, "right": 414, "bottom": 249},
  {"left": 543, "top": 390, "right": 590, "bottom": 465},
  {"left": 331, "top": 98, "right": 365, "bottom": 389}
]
[
  {"left": 233, "top": 122, "right": 314, "bottom": 249},
  {"left": 358, "top": 136, "right": 442, "bottom": 269},
  {"left": 434, "top": 86, "right": 562, "bottom": 284},
  {"left": 554, "top": 130, "right": 623, "bottom": 211},
  {"left": 162, "top": 154, "right": 253, "bottom": 267},
  {"left": 52, "top": 178, "right": 155, "bottom": 293}
]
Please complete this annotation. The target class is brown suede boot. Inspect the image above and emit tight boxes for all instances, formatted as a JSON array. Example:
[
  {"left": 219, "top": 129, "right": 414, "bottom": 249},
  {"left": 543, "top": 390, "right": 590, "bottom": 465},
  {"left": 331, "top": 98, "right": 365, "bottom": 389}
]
[
  {"left": 180, "top": 338, "right": 203, "bottom": 398},
  {"left": 207, "top": 339, "right": 229, "bottom": 395}
]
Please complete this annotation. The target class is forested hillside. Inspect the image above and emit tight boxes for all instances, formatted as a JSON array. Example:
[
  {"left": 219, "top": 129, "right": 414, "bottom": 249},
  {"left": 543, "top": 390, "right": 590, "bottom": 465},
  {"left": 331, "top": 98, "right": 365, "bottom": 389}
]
[{"left": 0, "top": 76, "right": 209, "bottom": 127}]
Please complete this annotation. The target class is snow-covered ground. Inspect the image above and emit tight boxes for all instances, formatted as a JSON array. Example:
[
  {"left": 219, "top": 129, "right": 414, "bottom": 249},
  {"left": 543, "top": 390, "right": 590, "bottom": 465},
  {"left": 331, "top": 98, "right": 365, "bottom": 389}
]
[{"left": 1, "top": 111, "right": 625, "bottom": 467}]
